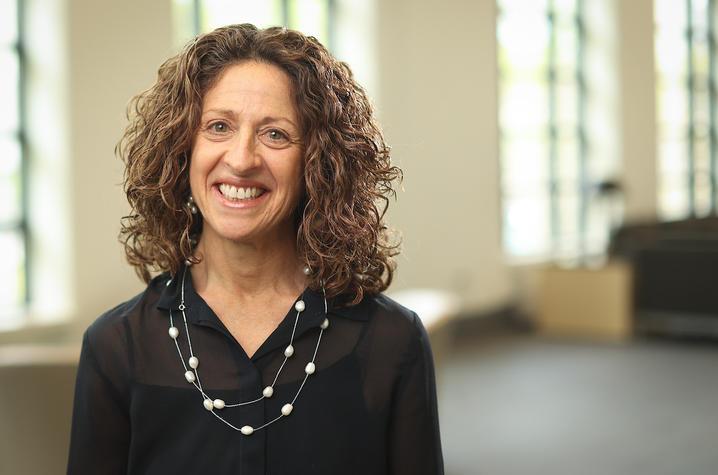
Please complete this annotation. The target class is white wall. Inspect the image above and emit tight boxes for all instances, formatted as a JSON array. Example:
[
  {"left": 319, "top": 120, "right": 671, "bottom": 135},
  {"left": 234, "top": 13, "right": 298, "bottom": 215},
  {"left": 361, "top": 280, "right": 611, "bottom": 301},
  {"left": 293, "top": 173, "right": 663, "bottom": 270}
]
[
  {"left": 376, "top": 0, "right": 513, "bottom": 313},
  {"left": 616, "top": 0, "right": 658, "bottom": 223},
  {"left": 66, "top": 0, "right": 174, "bottom": 335}
]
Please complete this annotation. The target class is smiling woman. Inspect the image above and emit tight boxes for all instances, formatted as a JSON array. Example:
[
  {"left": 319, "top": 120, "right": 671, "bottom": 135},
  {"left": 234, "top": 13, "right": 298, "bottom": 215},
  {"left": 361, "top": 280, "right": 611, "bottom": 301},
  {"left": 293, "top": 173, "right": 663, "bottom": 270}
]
[
  {"left": 66, "top": 24, "right": 444, "bottom": 475},
  {"left": 190, "top": 62, "right": 304, "bottom": 247}
]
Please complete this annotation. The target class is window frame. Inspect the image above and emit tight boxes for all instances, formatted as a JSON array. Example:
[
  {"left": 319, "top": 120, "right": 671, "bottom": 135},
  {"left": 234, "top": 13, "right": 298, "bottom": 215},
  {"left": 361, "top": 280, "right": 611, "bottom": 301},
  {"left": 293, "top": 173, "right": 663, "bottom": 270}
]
[
  {"left": 1, "top": 0, "right": 30, "bottom": 314},
  {"left": 656, "top": 0, "right": 718, "bottom": 218},
  {"left": 498, "top": 0, "right": 595, "bottom": 265}
]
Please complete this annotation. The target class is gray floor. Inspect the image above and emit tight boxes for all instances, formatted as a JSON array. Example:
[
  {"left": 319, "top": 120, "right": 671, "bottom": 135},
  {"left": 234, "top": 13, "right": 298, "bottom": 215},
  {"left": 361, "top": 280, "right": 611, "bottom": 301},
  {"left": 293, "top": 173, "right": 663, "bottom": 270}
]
[{"left": 438, "top": 330, "right": 718, "bottom": 475}]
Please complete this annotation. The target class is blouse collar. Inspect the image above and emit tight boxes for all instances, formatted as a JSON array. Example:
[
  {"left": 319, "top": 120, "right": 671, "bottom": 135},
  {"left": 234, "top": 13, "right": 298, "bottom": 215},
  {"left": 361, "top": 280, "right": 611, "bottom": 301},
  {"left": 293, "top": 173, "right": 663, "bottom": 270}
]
[{"left": 154, "top": 264, "right": 369, "bottom": 323}]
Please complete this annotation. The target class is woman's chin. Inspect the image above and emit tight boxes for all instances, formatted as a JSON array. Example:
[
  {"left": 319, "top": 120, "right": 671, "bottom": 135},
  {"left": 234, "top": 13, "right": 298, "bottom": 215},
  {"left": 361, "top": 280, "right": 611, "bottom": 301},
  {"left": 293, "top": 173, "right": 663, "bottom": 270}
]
[
  {"left": 216, "top": 228, "right": 262, "bottom": 244},
  {"left": 201, "top": 224, "right": 285, "bottom": 246}
]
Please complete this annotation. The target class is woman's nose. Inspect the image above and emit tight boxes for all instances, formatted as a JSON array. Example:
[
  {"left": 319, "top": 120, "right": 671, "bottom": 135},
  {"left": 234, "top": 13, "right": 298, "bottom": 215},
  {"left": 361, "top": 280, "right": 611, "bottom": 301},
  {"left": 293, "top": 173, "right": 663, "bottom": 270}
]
[{"left": 224, "top": 129, "right": 262, "bottom": 173}]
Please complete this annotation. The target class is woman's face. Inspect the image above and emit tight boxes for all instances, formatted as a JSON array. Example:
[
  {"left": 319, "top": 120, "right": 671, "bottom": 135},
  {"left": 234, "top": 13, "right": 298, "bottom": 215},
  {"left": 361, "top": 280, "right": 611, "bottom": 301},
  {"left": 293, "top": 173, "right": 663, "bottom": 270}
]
[{"left": 189, "top": 61, "right": 304, "bottom": 246}]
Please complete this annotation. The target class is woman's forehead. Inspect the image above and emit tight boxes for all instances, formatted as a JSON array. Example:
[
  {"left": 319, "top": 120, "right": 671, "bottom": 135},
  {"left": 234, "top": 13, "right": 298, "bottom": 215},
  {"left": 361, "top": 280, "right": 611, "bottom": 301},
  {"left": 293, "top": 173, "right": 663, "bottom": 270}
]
[{"left": 202, "top": 62, "right": 297, "bottom": 122}]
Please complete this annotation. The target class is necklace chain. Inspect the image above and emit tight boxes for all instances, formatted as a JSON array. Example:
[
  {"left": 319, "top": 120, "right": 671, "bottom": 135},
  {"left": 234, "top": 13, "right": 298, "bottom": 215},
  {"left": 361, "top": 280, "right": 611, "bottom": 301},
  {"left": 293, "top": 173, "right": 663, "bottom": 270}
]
[{"left": 167, "top": 265, "right": 329, "bottom": 435}]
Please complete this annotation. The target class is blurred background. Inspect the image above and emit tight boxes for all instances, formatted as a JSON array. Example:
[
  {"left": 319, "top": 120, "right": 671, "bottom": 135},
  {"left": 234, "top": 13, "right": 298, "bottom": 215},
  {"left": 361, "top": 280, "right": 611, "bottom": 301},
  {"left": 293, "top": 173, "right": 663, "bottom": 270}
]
[{"left": 1, "top": 0, "right": 718, "bottom": 473}]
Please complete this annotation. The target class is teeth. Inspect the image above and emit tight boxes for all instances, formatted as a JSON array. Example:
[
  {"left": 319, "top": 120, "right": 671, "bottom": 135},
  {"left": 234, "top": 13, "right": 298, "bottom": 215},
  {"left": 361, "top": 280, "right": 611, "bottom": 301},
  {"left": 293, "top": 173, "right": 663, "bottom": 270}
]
[{"left": 218, "top": 184, "right": 264, "bottom": 201}]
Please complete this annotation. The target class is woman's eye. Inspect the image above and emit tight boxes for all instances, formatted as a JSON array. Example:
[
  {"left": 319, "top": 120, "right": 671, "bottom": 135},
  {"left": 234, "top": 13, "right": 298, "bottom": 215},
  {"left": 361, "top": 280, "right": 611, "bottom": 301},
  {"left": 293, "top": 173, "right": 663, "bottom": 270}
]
[
  {"left": 267, "top": 129, "right": 288, "bottom": 141},
  {"left": 207, "top": 121, "right": 230, "bottom": 134},
  {"left": 260, "top": 129, "right": 291, "bottom": 147}
]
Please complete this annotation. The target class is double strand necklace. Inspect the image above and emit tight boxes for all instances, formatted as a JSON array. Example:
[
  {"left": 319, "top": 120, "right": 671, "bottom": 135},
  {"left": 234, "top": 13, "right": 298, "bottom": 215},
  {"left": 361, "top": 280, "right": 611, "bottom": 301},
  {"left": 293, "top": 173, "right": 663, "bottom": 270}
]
[{"left": 167, "top": 265, "right": 329, "bottom": 436}]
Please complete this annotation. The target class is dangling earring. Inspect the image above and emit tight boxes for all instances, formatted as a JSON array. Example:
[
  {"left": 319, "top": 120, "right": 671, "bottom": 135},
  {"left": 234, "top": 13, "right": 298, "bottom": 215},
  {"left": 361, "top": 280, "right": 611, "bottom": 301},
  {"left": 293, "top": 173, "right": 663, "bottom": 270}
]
[
  {"left": 186, "top": 195, "right": 198, "bottom": 215},
  {"left": 184, "top": 196, "right": 199, "bottom": 266}
]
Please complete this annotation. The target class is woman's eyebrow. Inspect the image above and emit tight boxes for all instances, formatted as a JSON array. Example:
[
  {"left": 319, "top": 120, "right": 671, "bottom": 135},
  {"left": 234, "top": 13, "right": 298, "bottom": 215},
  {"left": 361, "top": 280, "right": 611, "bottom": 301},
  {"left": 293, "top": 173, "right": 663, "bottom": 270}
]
[
  {"left": 202, "top": 109, "right": 297, "bottom": 129},
  {"left": 257, "top": 116, "right": 298, "bottom": 129},
  {"left": 202, "top": 108, "right": 238, "bottom": 119}
]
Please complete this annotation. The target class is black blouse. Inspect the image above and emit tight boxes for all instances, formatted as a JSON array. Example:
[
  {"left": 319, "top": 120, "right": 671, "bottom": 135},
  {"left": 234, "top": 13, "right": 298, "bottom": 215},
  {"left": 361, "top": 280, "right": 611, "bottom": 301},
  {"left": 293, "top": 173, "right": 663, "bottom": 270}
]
[{"left": 67, "top": 265, "right": 444, "bottom": 474}]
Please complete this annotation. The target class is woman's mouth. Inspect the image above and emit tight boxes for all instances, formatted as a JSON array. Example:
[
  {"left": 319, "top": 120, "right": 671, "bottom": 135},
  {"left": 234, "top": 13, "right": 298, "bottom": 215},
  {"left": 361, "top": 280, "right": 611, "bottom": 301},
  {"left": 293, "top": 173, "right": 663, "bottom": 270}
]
[{"left": 217, "top": 183, "right": 267, "bottom": 201}]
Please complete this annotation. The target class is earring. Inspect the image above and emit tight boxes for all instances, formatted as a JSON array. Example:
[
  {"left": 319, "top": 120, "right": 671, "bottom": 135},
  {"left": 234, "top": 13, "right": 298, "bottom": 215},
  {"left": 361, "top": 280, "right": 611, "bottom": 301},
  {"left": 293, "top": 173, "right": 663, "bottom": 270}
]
[{"left": 186, "top": 195, "right": 198, "bottom": 215}]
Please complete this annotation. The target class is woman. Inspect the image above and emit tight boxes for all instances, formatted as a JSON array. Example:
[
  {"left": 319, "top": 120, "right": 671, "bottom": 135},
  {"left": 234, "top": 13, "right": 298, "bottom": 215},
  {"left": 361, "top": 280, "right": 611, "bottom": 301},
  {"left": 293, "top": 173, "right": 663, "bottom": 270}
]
[{"left": 67, "top": 24, "right": 443, "bottom": 475}]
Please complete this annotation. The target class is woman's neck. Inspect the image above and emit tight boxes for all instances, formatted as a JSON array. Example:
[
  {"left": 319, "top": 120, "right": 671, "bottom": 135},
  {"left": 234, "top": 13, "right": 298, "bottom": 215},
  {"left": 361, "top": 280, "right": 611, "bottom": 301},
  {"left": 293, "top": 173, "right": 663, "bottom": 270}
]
[{"left": 189, "top": 228, "right": 306, "bottom": 300}]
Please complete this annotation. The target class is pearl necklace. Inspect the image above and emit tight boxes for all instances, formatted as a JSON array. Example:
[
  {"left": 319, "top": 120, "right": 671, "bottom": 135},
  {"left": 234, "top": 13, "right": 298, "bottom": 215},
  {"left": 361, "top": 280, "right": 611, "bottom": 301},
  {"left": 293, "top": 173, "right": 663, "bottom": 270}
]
[{"left": 167, "top": 265, "right": 329, "bottom": 436}]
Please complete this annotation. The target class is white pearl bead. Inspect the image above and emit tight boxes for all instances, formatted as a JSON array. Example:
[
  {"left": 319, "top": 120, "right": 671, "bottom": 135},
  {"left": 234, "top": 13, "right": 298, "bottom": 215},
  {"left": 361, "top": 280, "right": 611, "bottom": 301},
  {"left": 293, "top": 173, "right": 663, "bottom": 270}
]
[
  {"left": 263, "top": 386, "right": 274, "bottom": 398},
  {"left": 184, "top": 370, "right": 196, "bottom": 383},
  {"left": 203, "top": 399, "right": 214, "bottom": 411},
  {"left": 281, "top": 403, "right": 293, "bottom": 416},
  {"left": 213, "top": 399, "right": 225, "bottom": 410},
  {"left": 284, "top": 345, "right": 294, "bottom": 357},
  {"left": 168, "top": 327, "right": 179, "bottom": 339},
  {"left": 185, "top": 259, "right": 193, "bottom": 266},
  {"left": 320, "top": 318, "right": 329, "bottom": 330},
  {"left": 305, "top": 362, "right": 316, "bottom": 375},
  {"left": 240, "top": 425, "right": 254, "bottom": 436},
  {"left": 303, "top": 266, "right": 312, "bottom": 275},
  {"left": 188, "top": 356, "right": 199, "bottom": 369},
  {"left": 294, "top": 300, "right": 305, "bottom": 312},
  {"left": 166, "top": 279, "right": 172, "bottom": 287}
]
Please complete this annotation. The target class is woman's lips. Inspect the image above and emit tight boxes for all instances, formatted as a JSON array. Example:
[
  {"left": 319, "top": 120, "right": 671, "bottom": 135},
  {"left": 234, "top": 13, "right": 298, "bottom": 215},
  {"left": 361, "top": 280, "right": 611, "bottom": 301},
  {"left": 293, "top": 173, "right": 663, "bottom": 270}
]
[{"left": 212, "top": 184, "right": 269, "bottom": 208}]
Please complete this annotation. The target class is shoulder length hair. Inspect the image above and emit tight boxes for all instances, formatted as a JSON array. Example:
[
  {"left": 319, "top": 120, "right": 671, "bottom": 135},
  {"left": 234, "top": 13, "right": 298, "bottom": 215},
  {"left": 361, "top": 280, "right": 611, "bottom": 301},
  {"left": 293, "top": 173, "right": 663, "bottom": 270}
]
[{"left": 118, "top": 24, "right": 401, "bottom": 305}]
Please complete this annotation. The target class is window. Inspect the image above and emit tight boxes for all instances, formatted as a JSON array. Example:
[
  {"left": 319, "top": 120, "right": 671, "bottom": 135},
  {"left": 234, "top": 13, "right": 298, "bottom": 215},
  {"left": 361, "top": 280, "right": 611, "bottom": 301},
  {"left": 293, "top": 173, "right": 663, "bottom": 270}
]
[
  {"left": 173, "top": 0, "right": 334, "bottom": 50},
  {"left": 0, "top": 0, "right": 27, "bottom": 318},
  {"left": 499, "top": 0, "right": 611, "bottom": 264},
  {"left": 655, "top": 0, "right": 717, "bottom": 219}
]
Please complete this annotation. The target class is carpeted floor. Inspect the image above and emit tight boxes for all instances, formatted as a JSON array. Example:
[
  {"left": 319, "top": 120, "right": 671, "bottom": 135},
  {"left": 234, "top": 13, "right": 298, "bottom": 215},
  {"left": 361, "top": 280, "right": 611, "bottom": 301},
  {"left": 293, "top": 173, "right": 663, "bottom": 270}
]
[{"left": 438, "top": 331, "right": 718, "bottom": 475}]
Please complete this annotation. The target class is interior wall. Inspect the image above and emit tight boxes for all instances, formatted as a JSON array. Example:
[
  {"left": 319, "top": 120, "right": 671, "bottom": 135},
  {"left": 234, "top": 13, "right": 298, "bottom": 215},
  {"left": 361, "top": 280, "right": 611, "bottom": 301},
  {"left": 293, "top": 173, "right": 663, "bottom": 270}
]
[
  {"left": 65, "top": 0, "right": 174, "bottom": 337},
  {"left": 376, "top": 0, "right": 514, "bottom": 313},
  {"left": 616, "top": 0, "right": 658, "bottom": 223},
  {"left": 60, "top": 0, "right": 173, "bottom": 337}
]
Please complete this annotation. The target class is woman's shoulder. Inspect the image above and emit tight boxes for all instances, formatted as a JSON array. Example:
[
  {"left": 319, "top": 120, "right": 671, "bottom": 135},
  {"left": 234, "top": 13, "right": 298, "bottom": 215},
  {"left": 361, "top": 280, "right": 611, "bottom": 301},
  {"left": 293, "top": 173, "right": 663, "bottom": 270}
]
[
  {"left": 85, "top": 273, "right": 169, "bottom": 346},
  {"left": 337, "top": 291, "right": 419, "bottom": 329},
  {"left": 353, "top": 292, "right": 432, "bottom": 359},
  {"left": 373, "top": 292, "right": 430, "bottom": 331},
  {"left": 367, "top": 292, "right": 419, "bottom": 327}
]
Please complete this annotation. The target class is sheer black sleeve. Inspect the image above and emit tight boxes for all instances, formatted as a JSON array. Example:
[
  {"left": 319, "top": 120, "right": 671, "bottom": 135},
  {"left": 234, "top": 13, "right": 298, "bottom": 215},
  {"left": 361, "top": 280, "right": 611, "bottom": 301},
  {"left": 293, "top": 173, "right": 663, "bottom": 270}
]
[
  {"left": 67, "top": 327, "right": 131, "bottom": 474},
  {"left": 387, "top": 312, "right": 444, "bottom": 475}
]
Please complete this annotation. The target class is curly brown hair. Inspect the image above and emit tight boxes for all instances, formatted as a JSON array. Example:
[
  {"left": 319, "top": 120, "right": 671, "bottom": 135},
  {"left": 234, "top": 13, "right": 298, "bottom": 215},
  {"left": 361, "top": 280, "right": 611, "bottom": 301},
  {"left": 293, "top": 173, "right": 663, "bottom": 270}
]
[{"left": 117, "top": 24, "right": 401, "bottom": 305}]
